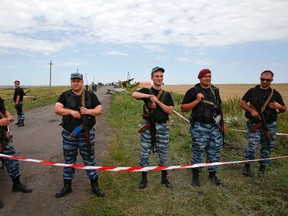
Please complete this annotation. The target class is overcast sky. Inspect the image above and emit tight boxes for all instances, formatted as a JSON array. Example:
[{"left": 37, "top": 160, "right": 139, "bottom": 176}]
[{"left": 0, "top": 0, "right": 288, "bottom": 86}]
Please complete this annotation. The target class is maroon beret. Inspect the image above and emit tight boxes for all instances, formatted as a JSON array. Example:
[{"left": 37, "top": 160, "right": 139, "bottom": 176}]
[{"left": 198, "top": 69, "right": 211, "bottom": 79}]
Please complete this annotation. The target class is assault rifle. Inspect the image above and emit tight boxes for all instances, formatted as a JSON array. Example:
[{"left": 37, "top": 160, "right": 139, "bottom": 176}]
[
  {"left": 253, "top": 100, "right": 271, "bottom": 153},
  {"left": 138, "top": 101, "right": 157, "bottom": 154},
  {"left": 24, "top": 90, "right": 30, "bottom": 96},
  {"left": 69, "top": 115, "right": 92, "bottom": 155},
  {"left": 69, "top": 90, "right": 92, "bottom": 155}
]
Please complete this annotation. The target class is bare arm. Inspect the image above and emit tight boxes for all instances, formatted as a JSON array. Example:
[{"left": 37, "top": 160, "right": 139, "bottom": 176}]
[
  {"left": 0, "top": 110, "right": 14, "bottom": 126},
  {"left": 80, "top": 104, "right": 102, "bottom": 117},
  {"left": 240, "top": 100, "right": 260, "bottom": 119},
  {"left": 269, "top": 102, "right": 287, "bottom": 113},
  {"left": 54, "top": 102, "right": 81, "bottom": 119},
  {"left": 150, "top": 95, "right": 174, "bottom": 115},
  {"left": 180, "top": 93, "right": 204, "bottom": 112},
  {"left": 132, "top": 91, "right": 152, "bottom": 100}
]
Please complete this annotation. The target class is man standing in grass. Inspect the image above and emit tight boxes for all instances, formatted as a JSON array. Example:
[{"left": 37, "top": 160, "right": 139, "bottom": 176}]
[
  {"left": 13, "top": 80, "right": 25, "bottom": 127},
  {"left": 240, "top": 70, "right": 286, "bottom": 176},
  {"left": 132, "top": 66, "right": 174, "bottom": 189},
  {"left": 180, "top": 69, "right": 224, "bottom": 187},
  {"left": 54, "top": 72, "right": 105, "bottom": 198}
]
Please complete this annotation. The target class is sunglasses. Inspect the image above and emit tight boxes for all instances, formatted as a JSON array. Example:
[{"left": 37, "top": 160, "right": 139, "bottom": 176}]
[{"left": 260, "top": 78, "right": 272, "bottom": 82}]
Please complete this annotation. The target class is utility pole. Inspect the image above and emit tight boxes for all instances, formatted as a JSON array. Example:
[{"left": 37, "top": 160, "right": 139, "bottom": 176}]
[{"left": 49, "top": 60, "right": 53, "bottom": 91}]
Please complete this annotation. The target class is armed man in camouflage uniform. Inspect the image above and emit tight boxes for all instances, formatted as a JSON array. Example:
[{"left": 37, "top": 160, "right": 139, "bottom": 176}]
[
  {"left": 132, "top": 66, "right": 174, "bottom": 189},
  {"left": 240, "top": 70, "right": 286, "bottom": 176},
  {"left": 0, "top": 97, "right": 32, "bottom": 208},
  {"left": 54, "top": 72, "right": 105, "bottom": 198},
  {"left": 181, "top": 69, "right": 224, "bottom": 187}
]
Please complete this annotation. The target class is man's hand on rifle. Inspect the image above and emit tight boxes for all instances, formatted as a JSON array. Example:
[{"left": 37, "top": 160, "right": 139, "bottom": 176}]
[
  {"left": 80, "top": 106, "right": 90, "bottom": 115},
  {"left": 250, "top": 109, "right": 261, "bottom": 120},
  {"left": 70, "top": 110, "right": 81, "bottom": 119},
  {"left": 148, "top": 95, "right": 157, "bottom": 109}
]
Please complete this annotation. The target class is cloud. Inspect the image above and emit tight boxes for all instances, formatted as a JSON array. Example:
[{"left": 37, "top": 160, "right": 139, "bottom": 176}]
[
  {"left": 0, "top": 0, "right": 288, "bottom": 55},
  {"left": 103, "top": 51, "right": 129, "bottom": 56}
]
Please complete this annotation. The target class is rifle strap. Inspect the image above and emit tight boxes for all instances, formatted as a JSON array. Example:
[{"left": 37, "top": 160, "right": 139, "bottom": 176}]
[
  {"left": 81, "top": 90, "right": 85, "bottom": 107},
  {"left": 251, "top": 89, "right": 274, "bottom": 113},
  {"left": 261, "top": 89, "right": 274, "bottom": 113}
]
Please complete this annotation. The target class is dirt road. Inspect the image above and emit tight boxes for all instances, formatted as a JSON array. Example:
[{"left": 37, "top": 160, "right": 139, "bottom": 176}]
[{"left": 0, "top": 86, "right": 112, "bottom": 216}]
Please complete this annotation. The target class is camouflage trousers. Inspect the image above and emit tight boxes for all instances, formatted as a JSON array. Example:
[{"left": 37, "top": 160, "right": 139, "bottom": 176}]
[
  {"left": 190, "top": 121, "right": 223, "bottom": 172},
  {"left": 1, "top": 140, "right": 20, "bottom": 179},
  {"left": 61, "top": 129, "right": 98, "bottom": 180},
  {"left": 243, "top": 121, "right": 277, "bottom": 165},
  {"left": 139, "top": 121, "right": 169, "bottom": 166},
  {"left": 16, "top": 101, "right": 25, "bottom": 121}
]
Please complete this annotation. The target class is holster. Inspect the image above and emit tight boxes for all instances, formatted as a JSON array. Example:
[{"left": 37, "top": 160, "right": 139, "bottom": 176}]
[{"left": 138, "top": 123, "right": 151, "bottom": 133}]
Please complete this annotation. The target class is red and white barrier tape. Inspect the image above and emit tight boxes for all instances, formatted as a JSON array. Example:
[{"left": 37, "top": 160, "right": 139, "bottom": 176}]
[
  {"left": 0, "top": 153, "right": 287, "bottom": 172},
  {"left": 172, "top": 110, "right": 288, "bottom": 136}
]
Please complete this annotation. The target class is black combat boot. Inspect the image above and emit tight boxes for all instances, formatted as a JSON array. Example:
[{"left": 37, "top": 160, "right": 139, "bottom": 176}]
[
  {"left": 12, "top": 176, "right": 32, "bottom": 193},
  {"left": 18, "top": 120, "right": 24, "bottom": 127},
  {"left": 139, "top": 172, "right": 148, "bottom": 189},
  {"left": 0, "top": 199, "right": 4, "bottom": 209},
  {"left": 15, "top": 120, "right": 20, "bottom": 125},
  {"left": 161, "top": 170, "right": 173, "bottom": 188},
  {"left": 209, "top": 172, "right": 222, "bottom": 186},
  {"left": 258, "top": 164, "right": 266, "bottom": 176},
  {"left": 191, "top": 169, "right": 200, "bottom": 187},
  {"left": 243, "top": 163, "right": 252, "bottom": 176},
  {"left": 55, "top": 179, "right": 72, "bottom": 198},
  {"left": 90, "top": 178, "right": 105, "bottom": 197}
]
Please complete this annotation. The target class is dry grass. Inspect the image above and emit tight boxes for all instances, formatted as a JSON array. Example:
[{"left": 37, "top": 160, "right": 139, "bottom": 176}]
[{"left": 162, "top": 83, "right": 288, "bottom": 104}]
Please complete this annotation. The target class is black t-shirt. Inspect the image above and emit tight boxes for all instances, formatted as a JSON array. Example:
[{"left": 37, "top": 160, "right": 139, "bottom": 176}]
[
  {"left": 57, "top": 90, "right": 101, "bottom": 131},
  {"left": 181, "top": 84, "right": 222, "bottom": 123},
  {"left": 13, "top": 87, "right": 24, "bottom": 102},
  {"left": 242, "top": 85, "right": 285, "bottom": 123},
  {"left": 138, "top": 87, "right": 174, "bottom": 122}
]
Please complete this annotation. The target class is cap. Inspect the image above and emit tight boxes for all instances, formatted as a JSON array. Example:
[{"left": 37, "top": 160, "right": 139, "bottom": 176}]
[
  {"left": 70, "top": 72, "right": 83, "bottom": 80},
  {"left": 198, "top": 69, "right": 211, "bottom": 79},
  {"left": 151, "top": 66, "right": 165, "bottom": 75}
]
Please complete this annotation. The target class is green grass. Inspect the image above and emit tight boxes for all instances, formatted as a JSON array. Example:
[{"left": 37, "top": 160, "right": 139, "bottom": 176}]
[
  {"left": 71, "top": 91, "right": 288, "bottom": 216},
  {"left": 1, "top": 86, "right": 70, "bottom": 112}
]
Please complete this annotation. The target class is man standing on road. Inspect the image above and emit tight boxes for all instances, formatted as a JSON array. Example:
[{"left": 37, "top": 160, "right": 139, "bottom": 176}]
[
  {"left": 13, "top": 80, "right": 25, "bottom": 127},
  {"left": 132, "top": 66, "right": 174, "bottom": 189},
  {"left": 180, "top": 69, "right": 224, "bottom": 187},
  {"left": 54, "top": 72, "right": 105, "bottom": 198},
  {"left": 240, "top": 70, "right": 286, "bottom": 176},
  {"left": 0, "top": 97, "right": 32, "bottom": 208}
]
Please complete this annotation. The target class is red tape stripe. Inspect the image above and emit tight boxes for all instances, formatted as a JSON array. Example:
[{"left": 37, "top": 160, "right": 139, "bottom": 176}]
[{"left": 0, "top": 153, "right": 287, "bottom": 172}]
